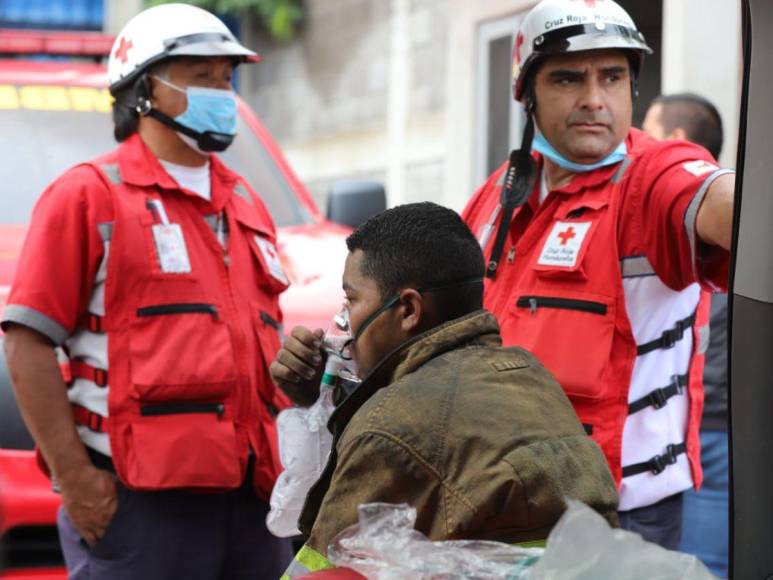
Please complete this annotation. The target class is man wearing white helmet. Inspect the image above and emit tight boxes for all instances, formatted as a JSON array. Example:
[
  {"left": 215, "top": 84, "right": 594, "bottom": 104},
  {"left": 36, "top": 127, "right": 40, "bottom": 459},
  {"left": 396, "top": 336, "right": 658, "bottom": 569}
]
[
  {"left": 2, "top": 4, "right": 293, "bottom": 578},
  {"left": 463, "top": 0, "right": 735, "bottom": 549}
]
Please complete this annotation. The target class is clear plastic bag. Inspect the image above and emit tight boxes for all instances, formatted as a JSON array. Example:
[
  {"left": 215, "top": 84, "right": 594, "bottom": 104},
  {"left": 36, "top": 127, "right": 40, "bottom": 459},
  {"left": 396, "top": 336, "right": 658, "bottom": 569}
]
[
  {"left": 528, "top": 500, "right": 717, "bottom": 580},
  {"left": 266, "top": 361, "right": 337, "bottom": 537},
  {"left": 327, "top": 503, "right": 542, "bottom": 579},
  {"left": 326, "top": 500, "right": 717, "bottom": 579},
  {"left": 266, "top": 313, "right": 360, "bottom": 538}
]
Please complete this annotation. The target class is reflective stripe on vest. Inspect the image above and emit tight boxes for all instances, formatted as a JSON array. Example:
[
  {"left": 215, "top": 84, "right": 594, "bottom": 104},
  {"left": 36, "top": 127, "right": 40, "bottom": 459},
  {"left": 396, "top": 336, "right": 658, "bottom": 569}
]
[
  {"left": 97, "top": 222, "right": 113, "bottom": 242},
  {"left": 281, "top": 544, "right": 334, "bottom": 579},
  {"left": 233, "top": 182, "right": 253, "bottom": 205},
  {"left": 101, "top": 163, "right": 122, "bottom": 185},
  {"left": 620, "top": 255, "right": 655, "bottom": 279}
]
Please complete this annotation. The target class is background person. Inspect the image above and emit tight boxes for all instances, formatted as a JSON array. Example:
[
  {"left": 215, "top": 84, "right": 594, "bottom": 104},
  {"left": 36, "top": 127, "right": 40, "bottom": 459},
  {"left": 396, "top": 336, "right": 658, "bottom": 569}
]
[
  {"left": 460, "top": 0, "right": 735, "bottom": 550},
  {"left": 273, "top": 202, "right": 619, "bottom": 576},
  {"left": 643, "top": 92, "right": 729, "bottom": 577},
  {"left": 2, "top": 5, "right": 292, "bottom": 579}
]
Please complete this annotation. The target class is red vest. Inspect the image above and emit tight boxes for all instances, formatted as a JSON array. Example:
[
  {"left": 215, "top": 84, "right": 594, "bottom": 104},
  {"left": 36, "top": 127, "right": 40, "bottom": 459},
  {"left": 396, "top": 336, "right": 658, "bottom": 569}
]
[
  {"left": 463, "top": 150, "right": 708, "bottom": 486},
  {"left": 71, "top": 137, "right": 291, "bottom": 498}
]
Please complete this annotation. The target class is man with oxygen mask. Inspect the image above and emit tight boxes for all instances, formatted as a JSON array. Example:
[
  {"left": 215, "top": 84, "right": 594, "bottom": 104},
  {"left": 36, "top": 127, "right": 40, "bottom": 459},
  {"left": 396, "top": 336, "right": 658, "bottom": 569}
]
[
  {"left": 270, "top": 203, "right": 618, "bottom": 576},
  {"left": 2, "top": 4, "right": 293, "bottom": 578}
]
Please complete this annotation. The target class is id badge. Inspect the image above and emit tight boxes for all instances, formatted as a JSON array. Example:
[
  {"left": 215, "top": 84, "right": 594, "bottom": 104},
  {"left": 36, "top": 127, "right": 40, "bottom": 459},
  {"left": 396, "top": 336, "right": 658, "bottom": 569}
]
[
  {"left": 152, "top": 223, "right": 192, "bottom": 273},
  {"left": 255, "top": 235, "right": 289, "bottom": 285}
]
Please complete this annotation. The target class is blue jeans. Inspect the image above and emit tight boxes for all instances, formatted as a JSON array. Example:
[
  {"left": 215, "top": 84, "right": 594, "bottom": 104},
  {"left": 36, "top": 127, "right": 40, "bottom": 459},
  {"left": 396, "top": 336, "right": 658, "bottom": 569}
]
[
  {"left": 679, "top": 430, "right": 729, "bottom": 578},
  {"left": 618, "top": 492, "right": 683, "bottom": 550}
]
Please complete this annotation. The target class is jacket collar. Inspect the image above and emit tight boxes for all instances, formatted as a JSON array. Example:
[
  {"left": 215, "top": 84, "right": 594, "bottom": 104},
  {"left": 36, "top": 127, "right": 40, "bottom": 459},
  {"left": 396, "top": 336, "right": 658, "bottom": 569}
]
[
  {"left": 328, "top": 310, "right": 502, "bottom": 436},
  {"left": 116, "top": 133, "right": 238, "bottom": 211}
]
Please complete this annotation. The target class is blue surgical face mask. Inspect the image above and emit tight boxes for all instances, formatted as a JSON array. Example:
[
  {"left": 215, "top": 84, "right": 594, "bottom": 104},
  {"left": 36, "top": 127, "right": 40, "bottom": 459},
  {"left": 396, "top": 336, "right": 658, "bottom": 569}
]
[
  {"left": 532, "top": 131, "right": 627, "bottom": 173},
  {"left": 152, "top": 75, "right": 237, "bottom": 153}
]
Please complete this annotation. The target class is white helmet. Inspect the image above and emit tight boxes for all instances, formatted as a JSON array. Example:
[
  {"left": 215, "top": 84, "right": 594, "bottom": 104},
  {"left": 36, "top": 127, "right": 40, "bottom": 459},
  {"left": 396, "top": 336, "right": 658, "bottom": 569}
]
[
  {"left": 512, "top": 0, "right": 651, "bottom": 102},
  {"left": 107, "top": 3, "right": 259, "bottom": 95}
]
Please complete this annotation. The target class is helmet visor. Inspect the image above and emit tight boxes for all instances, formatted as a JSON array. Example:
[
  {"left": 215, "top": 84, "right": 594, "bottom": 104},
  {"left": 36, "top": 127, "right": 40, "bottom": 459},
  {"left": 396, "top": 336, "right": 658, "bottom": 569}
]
[
  {"left": 164, "top": 32, "right": 260, "bottom": 62},
  {"left": 534, "top": 23, "right": 652, "bottom": 56}
]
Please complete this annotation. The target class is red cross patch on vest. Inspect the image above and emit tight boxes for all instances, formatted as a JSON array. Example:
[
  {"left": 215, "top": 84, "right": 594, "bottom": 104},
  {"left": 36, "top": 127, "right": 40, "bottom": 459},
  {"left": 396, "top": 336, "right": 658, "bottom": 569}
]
[{"left": 537, "top": 221, "right": 592, "bottom": 268}]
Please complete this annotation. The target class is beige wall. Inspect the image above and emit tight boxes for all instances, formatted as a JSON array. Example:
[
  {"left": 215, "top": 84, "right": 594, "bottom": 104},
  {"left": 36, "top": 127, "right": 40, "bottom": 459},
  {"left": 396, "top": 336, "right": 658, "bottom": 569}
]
[
  {"left": 444, "top": 0, "right": 535, "bottom": 210},
  {"left": 104, "top": 0, "right": 143, "bottom": 34},
  {"left": 245, "top": 0, "right": 449, "bottom": 210},
  {"left": 662, "top": 0, "right": 743, "bottom": 168}
]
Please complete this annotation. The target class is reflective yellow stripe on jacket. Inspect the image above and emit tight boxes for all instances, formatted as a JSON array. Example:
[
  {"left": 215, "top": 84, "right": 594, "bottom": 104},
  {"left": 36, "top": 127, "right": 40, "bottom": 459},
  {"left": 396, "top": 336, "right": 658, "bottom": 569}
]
[
  {"left": 281, "top": 539, "right": 545, "bottom": 578},
  {"left": 281, "top": 544, "right": 334, "bottom": 579}
]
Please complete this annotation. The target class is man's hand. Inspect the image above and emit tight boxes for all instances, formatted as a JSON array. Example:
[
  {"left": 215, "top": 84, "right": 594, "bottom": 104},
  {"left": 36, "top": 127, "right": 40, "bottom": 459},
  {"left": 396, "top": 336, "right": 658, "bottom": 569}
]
[
  {"left": 59, "top": 465, "right": 118, "bottom": 547},
  {"left": 4, "top": 324, "right": 118, "bottom": 546},
  {"left": 270, "top": 326, "right": 325, "bottom": 406}
]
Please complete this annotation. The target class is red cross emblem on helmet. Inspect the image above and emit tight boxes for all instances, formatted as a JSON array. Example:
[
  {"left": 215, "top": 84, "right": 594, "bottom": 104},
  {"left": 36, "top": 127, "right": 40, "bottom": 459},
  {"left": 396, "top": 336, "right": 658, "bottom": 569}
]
[
  {"left": 514, "top": 32, "right": 525, "bottom": 65},
  {"left": 115, "top": 37, "right": 133, "bottom": 64}
]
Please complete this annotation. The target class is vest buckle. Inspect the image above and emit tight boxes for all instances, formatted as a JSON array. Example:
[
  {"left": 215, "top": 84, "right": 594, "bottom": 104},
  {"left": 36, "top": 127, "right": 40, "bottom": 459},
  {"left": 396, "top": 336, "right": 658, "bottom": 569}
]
[
  {"left": 648, "top": 444, "right": 680, "bottom": 475},
  {"left": 88, "top": 413, "right": 103, "bottom": 432},
  {"left": 661, "top": 321, "right": 687, "bottom": 349},
  {"left": 647, "top": 387, "right": 669, "bottom": 410}
]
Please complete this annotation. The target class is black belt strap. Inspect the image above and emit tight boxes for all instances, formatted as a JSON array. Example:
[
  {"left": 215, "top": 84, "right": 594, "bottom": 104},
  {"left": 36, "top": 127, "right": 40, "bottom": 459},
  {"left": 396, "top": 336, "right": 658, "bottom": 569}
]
[
  {"left": 628, "top": 374, "right": 688, "bottom": 415},
  {"left": 636, "top": 312, "right": 696, "bottom": 356},
  {"left": 622, "top": 442, "right": 687, "bottom": 478}
]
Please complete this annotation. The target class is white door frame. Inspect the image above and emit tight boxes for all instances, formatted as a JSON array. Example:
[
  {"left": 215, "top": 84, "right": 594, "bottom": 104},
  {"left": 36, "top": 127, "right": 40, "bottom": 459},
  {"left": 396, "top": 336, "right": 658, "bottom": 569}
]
[{"left": 474, "top": 14, "right": 527, "bottom": 186}]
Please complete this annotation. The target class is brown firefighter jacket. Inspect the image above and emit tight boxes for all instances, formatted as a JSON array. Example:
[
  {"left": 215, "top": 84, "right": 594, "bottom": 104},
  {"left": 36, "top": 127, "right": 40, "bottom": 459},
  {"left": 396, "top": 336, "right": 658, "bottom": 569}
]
[{"left": 298, "top": 310, "right": 619, "bottom": 555}]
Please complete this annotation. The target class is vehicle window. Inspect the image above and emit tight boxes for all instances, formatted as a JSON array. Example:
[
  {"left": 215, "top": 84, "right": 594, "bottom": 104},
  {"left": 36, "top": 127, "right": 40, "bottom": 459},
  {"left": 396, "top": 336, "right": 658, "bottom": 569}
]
[{"left": 0, "top": 85, "right": 310, "bottom": 226}]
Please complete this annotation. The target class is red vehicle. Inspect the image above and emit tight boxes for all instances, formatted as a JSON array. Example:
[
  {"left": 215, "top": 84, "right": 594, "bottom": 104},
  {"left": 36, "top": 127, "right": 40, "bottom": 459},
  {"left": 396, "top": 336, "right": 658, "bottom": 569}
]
[{"left": 0, "top": 29, "right": 384, "bottom": 578}]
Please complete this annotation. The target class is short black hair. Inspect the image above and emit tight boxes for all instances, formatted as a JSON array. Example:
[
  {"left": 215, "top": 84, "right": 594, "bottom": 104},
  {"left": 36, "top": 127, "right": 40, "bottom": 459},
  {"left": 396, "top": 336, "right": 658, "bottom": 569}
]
[
  {"left": 651, "top": 93, "right": 724, "bottom": 159},
  {"left": 346, "top": 202, "right": 485, "bottom": 320}
]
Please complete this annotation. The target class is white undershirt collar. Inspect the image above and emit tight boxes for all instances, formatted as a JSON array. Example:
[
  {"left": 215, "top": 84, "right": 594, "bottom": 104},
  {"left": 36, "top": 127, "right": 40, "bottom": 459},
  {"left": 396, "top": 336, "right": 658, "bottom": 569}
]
[{"left": 159, "top": 159, "right": 211, "bottom": 201}]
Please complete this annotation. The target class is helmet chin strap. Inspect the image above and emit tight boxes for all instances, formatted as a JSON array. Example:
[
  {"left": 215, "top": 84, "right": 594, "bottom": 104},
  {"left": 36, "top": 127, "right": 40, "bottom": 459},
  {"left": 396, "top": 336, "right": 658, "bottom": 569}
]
[
  {"left": 140, "top": 104, "right": 234, "bottom": 153},
  {"left": 131, "top": 75, "right": 234, "bottom": 154},
  {"left": 485, "top": 93, "right": 538, "bottom": 279}
]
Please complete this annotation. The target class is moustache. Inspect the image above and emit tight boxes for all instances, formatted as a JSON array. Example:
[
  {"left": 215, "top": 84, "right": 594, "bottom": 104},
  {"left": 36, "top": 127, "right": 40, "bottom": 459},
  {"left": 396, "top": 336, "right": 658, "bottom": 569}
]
[{"left": 567, "top": 112, "right": 614, "bottom": 127}]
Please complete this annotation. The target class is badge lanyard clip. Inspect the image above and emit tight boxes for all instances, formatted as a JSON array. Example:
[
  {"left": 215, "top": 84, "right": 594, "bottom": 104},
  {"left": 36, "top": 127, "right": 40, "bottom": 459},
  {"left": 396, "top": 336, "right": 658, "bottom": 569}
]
[{"left": 147, "top": 198, "right": 171, "bottom": 226}]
